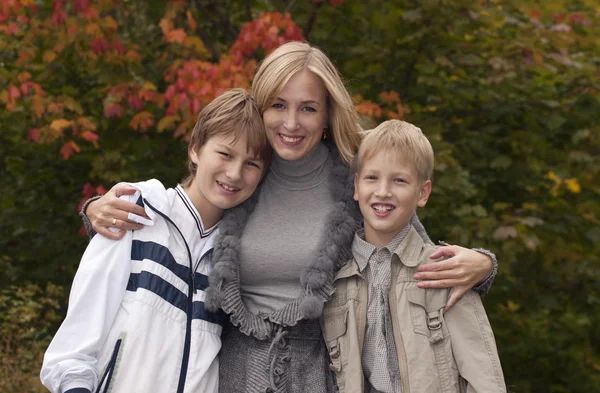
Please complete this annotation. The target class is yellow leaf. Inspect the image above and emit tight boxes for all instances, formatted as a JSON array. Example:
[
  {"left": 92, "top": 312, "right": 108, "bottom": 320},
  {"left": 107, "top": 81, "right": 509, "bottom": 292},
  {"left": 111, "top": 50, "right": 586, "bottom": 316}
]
[
  {"left": 103, "top": 16, "right": 118, "bottom": 32},
  {"left": 157, "top": 115, "right": 180, "bottom": 133},
  {"left": 183, "top": 36, "right": 208, "bottom": 56},
  {"left": 545, "top": 171, "right": 560, "bottom": 183},
  {"left": 506, "top": 300, "right": 520, "bottom": 312},
  {"left": 0, "top": 90, "right": 8, "bottom": 104},
  {"left": 50, "top": 119, "right": 72, "bottom": 132},
  {"left": 142, "top": 82, "right": 157, "bottom": 92},
  {"left": 565, "top": 178, "right": 581, "bottom": 194}
]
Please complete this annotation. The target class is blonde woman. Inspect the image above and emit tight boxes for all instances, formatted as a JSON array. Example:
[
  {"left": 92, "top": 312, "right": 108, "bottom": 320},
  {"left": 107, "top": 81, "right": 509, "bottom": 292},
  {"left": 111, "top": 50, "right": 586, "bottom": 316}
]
[{"left": 82, "top": 42, "right": 497, "bottom": 393}]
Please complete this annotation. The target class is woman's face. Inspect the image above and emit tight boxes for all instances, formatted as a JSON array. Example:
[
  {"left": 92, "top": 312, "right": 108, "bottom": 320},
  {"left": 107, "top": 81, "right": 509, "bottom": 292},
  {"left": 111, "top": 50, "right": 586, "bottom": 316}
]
[{"left": 262, "top": 70, "right": 329, "bottom": 161}]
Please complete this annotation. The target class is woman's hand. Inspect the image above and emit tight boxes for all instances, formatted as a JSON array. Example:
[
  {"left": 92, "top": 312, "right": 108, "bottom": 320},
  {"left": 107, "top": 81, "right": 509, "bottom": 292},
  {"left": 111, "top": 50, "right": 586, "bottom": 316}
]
[
  {"left": 413, "top": 245, "right": 493, "bottom": 311},
  {"left": 85, "top": 183, "right": 149, "bottom": 240}
]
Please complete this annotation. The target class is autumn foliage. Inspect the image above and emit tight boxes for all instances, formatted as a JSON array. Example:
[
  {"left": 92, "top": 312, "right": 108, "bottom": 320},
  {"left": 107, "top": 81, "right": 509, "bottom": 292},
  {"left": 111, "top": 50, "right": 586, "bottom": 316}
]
[{"left": 1, "top": 0, "right": 599, "bottom": 392}]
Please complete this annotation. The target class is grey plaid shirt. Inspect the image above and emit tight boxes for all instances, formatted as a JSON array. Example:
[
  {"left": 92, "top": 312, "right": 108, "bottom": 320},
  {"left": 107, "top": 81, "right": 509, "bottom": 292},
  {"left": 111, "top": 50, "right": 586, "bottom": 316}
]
[{"left": 352, "top": 225, "right": 411, "bottom": 393}]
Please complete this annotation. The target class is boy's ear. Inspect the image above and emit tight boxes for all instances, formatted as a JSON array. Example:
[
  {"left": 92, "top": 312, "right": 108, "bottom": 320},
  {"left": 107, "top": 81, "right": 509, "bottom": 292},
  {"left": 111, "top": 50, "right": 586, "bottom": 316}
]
[
  {"left": 189, "top": 147, "right": 199, "bottom": 164},
  {"left": 353, "top": 173, "right": 359, "bottom": 201},
  {"left": 417, "top": 180, "right": 432, "bottom": 207}
]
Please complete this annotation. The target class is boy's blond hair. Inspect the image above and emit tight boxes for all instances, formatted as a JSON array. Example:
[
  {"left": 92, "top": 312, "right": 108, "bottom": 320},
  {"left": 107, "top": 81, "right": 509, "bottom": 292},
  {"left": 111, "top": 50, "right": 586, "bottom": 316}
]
[
  {"left": 181, "top": 88, "right": 272, "bottom": 187},
  {"left": 357, "top": 120, "right": 434, "bottom": 182},
  {"left": 252, "top": 41, "right": 362, "bottom": 166}
]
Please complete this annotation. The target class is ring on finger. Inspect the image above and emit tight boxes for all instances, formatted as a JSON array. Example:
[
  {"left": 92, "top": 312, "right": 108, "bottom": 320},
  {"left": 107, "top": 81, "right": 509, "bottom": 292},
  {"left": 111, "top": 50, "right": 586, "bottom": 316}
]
[{"left": 112, "top": 218, "right": 117, "bottom": 226}]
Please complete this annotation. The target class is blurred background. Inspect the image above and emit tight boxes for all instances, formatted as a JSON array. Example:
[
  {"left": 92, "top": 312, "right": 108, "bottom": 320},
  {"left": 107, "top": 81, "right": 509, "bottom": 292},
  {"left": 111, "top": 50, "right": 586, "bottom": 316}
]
[{"left": 1, "top": 0, "right": 599, "bottom": 391}]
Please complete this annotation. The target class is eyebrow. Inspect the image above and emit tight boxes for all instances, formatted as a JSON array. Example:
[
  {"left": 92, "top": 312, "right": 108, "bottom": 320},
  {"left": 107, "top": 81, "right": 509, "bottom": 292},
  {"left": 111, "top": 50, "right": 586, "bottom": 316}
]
[
  {"left": 216, "top": 143, "right": 261, "bottom": 161},
  {"left": 275, "top": 97, "right": 322, "bottom": 106}
]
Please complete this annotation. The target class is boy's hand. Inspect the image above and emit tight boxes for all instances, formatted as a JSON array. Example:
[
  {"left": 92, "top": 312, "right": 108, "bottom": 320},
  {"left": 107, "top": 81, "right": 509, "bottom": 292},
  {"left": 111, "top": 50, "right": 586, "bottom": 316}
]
[
  {"left": 413, "top": 245, "right": 493, "bottom": 311},
  {"left": 86, "top": 183, "right": 149, "bottom": 240}
]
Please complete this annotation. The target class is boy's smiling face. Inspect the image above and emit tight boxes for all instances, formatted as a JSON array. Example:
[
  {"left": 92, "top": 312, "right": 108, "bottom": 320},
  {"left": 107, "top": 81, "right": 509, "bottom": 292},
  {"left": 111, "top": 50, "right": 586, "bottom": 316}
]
[
  {"left": 354, "top": 149, "right": 432, "bottom": 247},
  {"left": 185, "top": 132, "right": 265, "bottom": 228}
]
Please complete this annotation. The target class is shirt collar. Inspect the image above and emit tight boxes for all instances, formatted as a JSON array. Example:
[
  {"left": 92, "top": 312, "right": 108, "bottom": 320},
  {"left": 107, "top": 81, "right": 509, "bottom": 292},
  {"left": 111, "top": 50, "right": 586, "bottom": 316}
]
[{"left": 351, "top": 224, "right": 412, "bottom": 272}]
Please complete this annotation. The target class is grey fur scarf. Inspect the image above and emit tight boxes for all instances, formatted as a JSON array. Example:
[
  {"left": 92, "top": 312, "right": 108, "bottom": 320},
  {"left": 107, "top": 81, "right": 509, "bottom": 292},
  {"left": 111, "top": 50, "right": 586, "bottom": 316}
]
[{"left": 204, "top": 143, "right": 362, "bottom": 340}]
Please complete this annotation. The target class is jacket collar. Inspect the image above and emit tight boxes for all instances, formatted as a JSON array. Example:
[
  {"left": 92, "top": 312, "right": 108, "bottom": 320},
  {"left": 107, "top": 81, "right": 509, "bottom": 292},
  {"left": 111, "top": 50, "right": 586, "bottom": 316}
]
[{"left": 392, "top": 225, "right": 425, "bottom": 267}]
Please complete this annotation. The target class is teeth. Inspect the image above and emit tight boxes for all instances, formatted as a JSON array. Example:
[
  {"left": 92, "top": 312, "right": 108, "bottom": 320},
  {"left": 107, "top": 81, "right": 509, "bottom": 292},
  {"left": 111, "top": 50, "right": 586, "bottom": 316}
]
[
  {"left": 218, "top": 181, "right": 238, "bottom": 192},
  {"left": 373, "top": 205, "right": 393, "bottom": 212},
  {"left": 281, "top": 134, "right": 303, "bottom": 143}
]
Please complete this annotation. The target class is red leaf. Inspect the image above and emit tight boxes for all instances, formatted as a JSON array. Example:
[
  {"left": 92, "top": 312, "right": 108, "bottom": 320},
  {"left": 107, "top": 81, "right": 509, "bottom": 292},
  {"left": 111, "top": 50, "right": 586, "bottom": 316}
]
[
  {"left": 91, "top": 37, "right": 110, "bottom": 55},
  {"left": 104, "top": 103, "right": 125, "bottom": 118},
  {"left": 52, "top": 9, "right": 67, "bottom": 25},
  {"left": 112, "top": 40, "right": 126, "bottom": 55},
  {"left": 81, "top": 130, "right": 99, "bottom": 142},
  {"left": 8, "top": 85, "right": 21, "bottom": 102},
  {"left": 73, "top": 0, "right": 89, "bottom": 12},
  {"left": 127, "top": 95, "right": 144, "bottom": 110},
  {"left": 28, "top": 128, "right": 40, "bottom": 142}
]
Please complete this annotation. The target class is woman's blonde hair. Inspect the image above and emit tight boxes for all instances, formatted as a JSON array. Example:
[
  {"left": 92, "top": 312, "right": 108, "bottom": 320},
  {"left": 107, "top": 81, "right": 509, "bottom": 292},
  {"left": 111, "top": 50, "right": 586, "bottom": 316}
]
[{"left": 252, "top": 41, "right": 362, "bottom": 166}]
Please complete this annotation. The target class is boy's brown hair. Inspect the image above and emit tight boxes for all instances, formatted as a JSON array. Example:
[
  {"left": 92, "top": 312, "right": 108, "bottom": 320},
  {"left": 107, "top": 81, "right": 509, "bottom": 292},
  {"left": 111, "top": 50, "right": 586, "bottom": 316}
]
[
  {"left": 181, "top": 88, "right": 272, "bottom": 187},
  {"left": 356, "top": 120, "right": 434, "bottom": 182}
]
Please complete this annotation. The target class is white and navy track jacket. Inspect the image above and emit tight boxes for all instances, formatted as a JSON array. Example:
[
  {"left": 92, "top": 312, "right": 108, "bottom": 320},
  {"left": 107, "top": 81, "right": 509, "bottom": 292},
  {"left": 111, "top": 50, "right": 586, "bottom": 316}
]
[{"left": 41, "top": 180, "right": 224, "bottom": 393}]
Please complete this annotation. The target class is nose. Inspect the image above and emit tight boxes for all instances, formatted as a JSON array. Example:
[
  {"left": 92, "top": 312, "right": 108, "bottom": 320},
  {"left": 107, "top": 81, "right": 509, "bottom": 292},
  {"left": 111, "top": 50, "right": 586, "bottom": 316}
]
[
  {"left": 225, "top": 161, "right": 243, "bottom": 182},
  {"left": 374, "top": 181, "right": 391, "bottom": 198},
  {"left": 283, "top": 109, "right": 299, "bottom": 131}
]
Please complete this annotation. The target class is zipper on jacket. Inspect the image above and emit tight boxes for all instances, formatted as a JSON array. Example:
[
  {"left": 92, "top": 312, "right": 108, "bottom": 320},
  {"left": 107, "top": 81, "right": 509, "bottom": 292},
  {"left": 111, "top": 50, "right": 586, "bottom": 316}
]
[{"left": 143, "top": 198, "right": 196, "bottom": 393}]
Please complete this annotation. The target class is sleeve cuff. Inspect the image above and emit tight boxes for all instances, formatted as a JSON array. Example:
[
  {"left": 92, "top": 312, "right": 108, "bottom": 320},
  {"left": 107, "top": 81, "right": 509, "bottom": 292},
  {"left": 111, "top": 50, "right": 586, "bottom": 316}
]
[
  {"left": 79, "top": 195, "right": 102, "bottom": 240},
  {"left": 64, "top": 389, "right": 91, "bottom": 393},
  {"left": 471, "top": 248, "right": 498, "bottom": 296}
]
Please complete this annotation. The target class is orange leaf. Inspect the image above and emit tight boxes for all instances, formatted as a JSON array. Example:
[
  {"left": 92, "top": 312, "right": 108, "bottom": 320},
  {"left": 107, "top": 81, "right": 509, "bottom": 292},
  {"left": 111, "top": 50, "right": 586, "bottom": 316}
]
[
  {"left": 18, "top": 72, "right": 32, "bottom": 83},
  {"left": 129, "top": 111, "right": 154, "bottom": 132},
  {"left": 125, "top": 50, "right": 142, "bottom": 62},
  {"left": 31, "top": 95, "right": 45, "bottom": 118},
  {"left": 167, "top": 29, "right": 187, "bottom": 44},
  {"left": 77, "top": 117, "right": 97, "bottom": 131},
  {"left": 50, "top": 119, "right": 72, "bottom": 132},
  {"left": 43, "top": 50, "right": 57, "bottom": 63},
  {"left": 159, "top": 18, "right": 173, "bottom": 35},
  {"left": 187, "top": 10, "right": 197, "bottom": 31},
  {"left": 60, "top": 140, "right": 81, "bottom": 160}
]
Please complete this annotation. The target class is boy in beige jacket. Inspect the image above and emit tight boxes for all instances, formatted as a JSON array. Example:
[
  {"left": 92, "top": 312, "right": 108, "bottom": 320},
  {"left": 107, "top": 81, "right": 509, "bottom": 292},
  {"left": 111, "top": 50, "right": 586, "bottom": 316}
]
[{"left": 322, "top": 120, "right": 506, "bottom": 393}]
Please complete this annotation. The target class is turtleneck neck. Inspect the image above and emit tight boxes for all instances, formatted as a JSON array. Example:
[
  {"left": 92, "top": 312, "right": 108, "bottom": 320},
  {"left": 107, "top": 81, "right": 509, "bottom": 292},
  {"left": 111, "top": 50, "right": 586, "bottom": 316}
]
[{"left": 268, "top": 142, "right": 331, "bottom": 190}]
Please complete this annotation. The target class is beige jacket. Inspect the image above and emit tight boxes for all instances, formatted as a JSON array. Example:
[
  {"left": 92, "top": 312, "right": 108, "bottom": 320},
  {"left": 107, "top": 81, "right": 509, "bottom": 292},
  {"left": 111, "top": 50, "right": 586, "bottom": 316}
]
[{"left": 321, "top": 226, "right": 506, "bottom": 393}]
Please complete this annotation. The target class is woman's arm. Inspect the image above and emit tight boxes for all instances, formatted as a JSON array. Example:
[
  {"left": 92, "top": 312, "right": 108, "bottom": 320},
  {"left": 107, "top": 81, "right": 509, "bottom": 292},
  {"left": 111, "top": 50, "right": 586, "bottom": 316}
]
[
  {"left": 414, "top": 245, "right": 497, "bottom": 311},
  {"left": 81, "top": 183, "right": 148, "bottom": 240}
]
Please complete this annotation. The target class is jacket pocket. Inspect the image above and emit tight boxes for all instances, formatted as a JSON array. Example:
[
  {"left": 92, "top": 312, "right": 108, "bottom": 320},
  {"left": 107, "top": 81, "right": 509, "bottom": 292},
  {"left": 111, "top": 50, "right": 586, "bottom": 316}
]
[
  {"left": 406, "top": 287, "right": 448, "bottom": 341},
  {"left": 322, "top": 305, "right": 348, "bottom": 373},
  {"left": 96, "top": 338, "right": 123, "bottom": 393}
]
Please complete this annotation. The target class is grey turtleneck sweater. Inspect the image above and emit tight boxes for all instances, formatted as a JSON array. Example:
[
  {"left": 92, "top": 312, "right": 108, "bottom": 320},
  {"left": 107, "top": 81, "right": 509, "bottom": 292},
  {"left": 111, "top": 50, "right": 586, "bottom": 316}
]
[{"left": 239, "top": 142, "right": 336, "bottom": 314}]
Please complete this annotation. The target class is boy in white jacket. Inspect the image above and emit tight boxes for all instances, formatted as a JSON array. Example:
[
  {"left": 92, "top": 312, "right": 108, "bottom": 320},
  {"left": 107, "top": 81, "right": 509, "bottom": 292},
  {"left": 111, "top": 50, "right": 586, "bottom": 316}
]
[{"left": 41, "top": 89, "right": 272, "bottom": 393}]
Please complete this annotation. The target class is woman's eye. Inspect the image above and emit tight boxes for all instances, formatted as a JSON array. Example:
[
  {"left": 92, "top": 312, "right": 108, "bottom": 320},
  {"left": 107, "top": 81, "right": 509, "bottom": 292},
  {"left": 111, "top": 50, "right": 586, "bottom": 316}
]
[
  {"left": 218, "top": 152, "right": 232, "bottom": 158},
  {"left": 302, "top": 106, "right": 316, "bottom": 112},
  {"left": 272, "top": 103, "right": 284, "bottom": 109},
  {"left": 247, "top": 161, "right": 261, "bottom": 169},
  {"left": 365, "top": 175, "right": 377, "bottom": 180}
]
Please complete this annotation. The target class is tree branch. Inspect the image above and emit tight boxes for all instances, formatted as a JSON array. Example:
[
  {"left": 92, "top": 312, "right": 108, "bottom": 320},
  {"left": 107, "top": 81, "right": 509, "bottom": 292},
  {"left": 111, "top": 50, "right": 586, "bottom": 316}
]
[
  {"left": 284, "top": 0, "right": 296, "bottom": 14},
  {"left": 245, "top": 0, "right": 253, "bottom": 21},
  {"left": 302, "top": 1, "right": 322, "bottom": 39}
]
